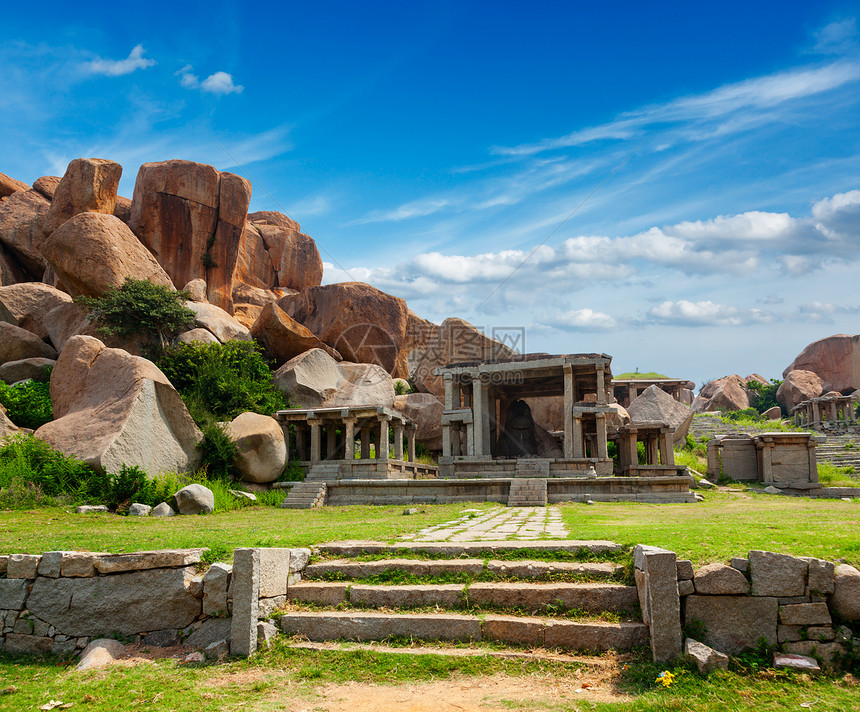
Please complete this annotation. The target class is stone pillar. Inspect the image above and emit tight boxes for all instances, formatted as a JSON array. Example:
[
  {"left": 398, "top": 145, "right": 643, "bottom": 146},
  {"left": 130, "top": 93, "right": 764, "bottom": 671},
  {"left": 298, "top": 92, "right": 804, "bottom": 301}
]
[
  {"left": 646, "top": 434, "right": 659, "bottom": 464},
  {"left": 282, "top": 424, "right": 290, "bottom": 464},
  {"left": 596, "top": 364, "right": 606, "bottom": 405},
  {"left": 466, "top": 421, "right": 475, "bottom": 456},
  {"left": 634, "top": 545, "right": 682, "bottom": 663},
  {"left": 394, "top": 422, "right": 404, "bottom": 461},
  {"left": 443, "top": 373, "right": 454, "bottom": 410},
  {"left": 563, "top": 365, "right": 574, "bottom": 459},
  {"left": 596, "top": 413, "right": 608, "bottom": 459},
  {"left": 343, "top": 418, "right": 356, "bottom": 460},
  {"left": 442, "top": 422, "right": 451, "bottom": 458},
  {"left": 377, "top": 416, "right": 391, "bottom": 461},
  {"left": 309, "top": 419, "right": 321, "bottom": 463},
  {"left": 659, "top": 431, "right": 674, "bottom": 466},
  {"left": 628, "top": 384, "right": 636, "bottom": 407},
  {"left": 296, "top": 425, "right": 307, "bottom": 461},
  {"left": 472, "top": 378, "right": 485, "bottom": 457},
  {"left": 325, "top": 424, "right": 337, "bottom": 460},
  {"left": 230, "top": 547, "right": 260, "bottom": 656},
  {"left": 360, "top": 427, "right": 371, "bottom": 460},
  {"left": 760, "top": 440, "right": 773, "bottom": 483},
  {"left": 572, "top": 414, "right": 584, "bottom": 458},
  {"left": 807, "top": 437, "right": 819, "bottom": 483},
  {"left": 407, "top": 425, "right": 416, "bottom": 462},
  {"left": 624, "top": 428, "right": 638, "bottom": 471},
  {"left": 812, "top": 401, "right": 821, "bottom": 425},
  {"left": 481, "top": 382, "right": 492, "bottom": 457}
]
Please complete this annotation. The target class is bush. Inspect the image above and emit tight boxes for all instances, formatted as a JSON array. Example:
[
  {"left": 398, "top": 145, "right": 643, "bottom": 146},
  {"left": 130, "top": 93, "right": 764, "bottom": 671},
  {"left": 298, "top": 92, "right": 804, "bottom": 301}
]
[
  {"left": 0, "top": 378, "right": 53, "bottom": 429},
  {"left": 156, "top": 340, "right": 287, "bottom": 423},
  {"left": 0, "top": 434, "right": 106, "bottom": 505},
  {"left": 75, "top": 278, "right": 195, "bottom": 350},
  {"left": 105, "top": 464, "right": 179, "bottom": 512},
  {"left": 197, "top": 422, "right": 240, "bottom": 480},
  {"left": 746, "top": 379, "right": 782, "bottom": 415}
]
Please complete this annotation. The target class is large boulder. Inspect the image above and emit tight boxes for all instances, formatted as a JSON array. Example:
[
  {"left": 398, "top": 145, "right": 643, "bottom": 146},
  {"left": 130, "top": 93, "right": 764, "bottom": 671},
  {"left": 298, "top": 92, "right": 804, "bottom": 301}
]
[
  {"left": 326, "top": 362, "right": 395, "bottom": 408},
  {"left": 0, "top": 322, "right": 58, "bottom": 365},
  {"left": 0, "top": 243, "right": 30, "bottom": 287},
  {"left": 175, "top": 328, "right": 219, "bottom": 345},
  {"left": 42, "top": 158, "right": 122, "bottom": 236},
  {"left": 246, "top": 211, "right": 323, "bottom": 291},
  {"left": 250, "top": 301, "right": 340, "bottom": 366},
  {"left": 628, "top": 385, "right": 694, "bottom": 444},
  {"left": 692, "top": 375, "right": 751, "bottom": 413},
  {"left": 273, "top": 348, "right": 395, "bottom": 408},
  {"left": 186, "top": 301, "right": 251, "bottom": 342},
  {"left": 34, "top": 335, "right": 202, "bottom": 474},
  {"left": 777, "top": 370, "right": 824, "bottom": 412},
  {"left": 225, "top": 412, "right": 287, "bottom": 484},
  {"left": 0, "top": 357, "right": 56, "bottom": 385},
  {"left": 278, "top": 282, "right": 411, "bottom": 377},
  {"left": 231, "top": 283, "right": 281, "bottom": 329},
  {"left": 173, "top": 483, "right": 215, "bottom": 515},
  {"left": 0, "top": 282, "right": 73, "bottom": 341},
  {"left": 32, "top": 176, "right": 61, "bottom": 200},
  {"left": 40, "top": 213, "right": 174, "bottom": 298},
  {"left": 783, "top": 334, "right": 860, "bottom": 394},
  {"left": 393, "top": 392, "right": 443, "bottom": 451},
  {"left": 0, "top": 188, "right": 51, "bottom": 277},
  {"left": 273, "top": 348, "right": 344, "bottom": 408},
  {"left": 0, "top": 172, "right": 29, "bottom": 198},
  {"left": 410, "top": 317, "right": 517, "bottom": 399},
  {"left": 129, "top": 160, "right": 251, "bottom": 313}
]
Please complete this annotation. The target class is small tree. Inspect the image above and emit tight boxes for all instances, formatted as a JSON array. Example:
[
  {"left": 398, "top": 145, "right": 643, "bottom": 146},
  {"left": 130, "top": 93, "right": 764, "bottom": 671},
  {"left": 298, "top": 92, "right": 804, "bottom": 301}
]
[
  {"left": 76, "top": 279, "right": 196, "bottom": 350},
  {"left": 746, "top": 378, "right": 783, "bottom": 415}
]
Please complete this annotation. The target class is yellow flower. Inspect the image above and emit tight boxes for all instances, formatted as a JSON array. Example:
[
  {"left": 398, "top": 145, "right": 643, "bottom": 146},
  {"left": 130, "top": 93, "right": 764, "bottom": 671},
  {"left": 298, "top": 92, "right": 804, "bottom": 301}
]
[{"left": 655, "top": 670, "right": 675, "bottom": 687}]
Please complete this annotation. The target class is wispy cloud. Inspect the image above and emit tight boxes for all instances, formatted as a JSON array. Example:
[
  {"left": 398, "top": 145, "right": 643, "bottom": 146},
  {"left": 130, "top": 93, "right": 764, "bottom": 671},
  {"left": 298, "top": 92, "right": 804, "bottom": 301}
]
[
  {"left": 810, "top": 18, "right": 858, "bottom": 55},
  {"left": 83, "top": 44, "right": 156, "bottom": 77}
]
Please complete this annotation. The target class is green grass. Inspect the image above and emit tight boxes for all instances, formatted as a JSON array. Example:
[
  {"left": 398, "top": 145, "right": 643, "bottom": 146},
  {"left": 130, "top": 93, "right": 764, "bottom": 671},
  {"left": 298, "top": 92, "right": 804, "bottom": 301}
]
[
  {"left": 1, "top": 643, "right": 857, "bottom": 712},
  {"left": 614, "top": 372, "right": 669, "bottom": 379},
  {"left": 557, "top": 491, "right": 860, "bottom": 565},
  {"left": 818, "top": 462, "right": 859, "bottom": 487}
]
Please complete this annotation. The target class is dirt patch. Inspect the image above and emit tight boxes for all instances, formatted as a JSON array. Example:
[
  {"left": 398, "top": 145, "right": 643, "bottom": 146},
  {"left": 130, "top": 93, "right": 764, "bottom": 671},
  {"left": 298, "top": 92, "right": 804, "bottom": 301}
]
[{"left": 293, "top": 670, "right": 630, "bottom": 711}]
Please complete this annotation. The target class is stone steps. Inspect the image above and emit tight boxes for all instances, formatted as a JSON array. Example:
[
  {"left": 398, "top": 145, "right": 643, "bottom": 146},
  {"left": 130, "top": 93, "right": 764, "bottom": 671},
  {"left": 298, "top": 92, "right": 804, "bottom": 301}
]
[
  {"left": 272, "top": 537, "right": 641, "bottom": 653},
  {"left": 315, "top": 539, "right": 622, "bottom": 557},
  {"left": 278, "top": 610, "right": 648, "bottom": 651},
  {"left": 281, "top": 482, "right": 327, "bottom": 509},
  {"left": 304, "top": 558, "right": 622, "bottom": 581},
  {"left": 507, "top": 478, "right": 547, "bottom": 507}
]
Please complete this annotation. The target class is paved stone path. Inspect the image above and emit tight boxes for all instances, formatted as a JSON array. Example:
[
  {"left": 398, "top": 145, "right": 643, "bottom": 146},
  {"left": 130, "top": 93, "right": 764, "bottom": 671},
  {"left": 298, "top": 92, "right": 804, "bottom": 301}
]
[{"left": 399, "top": 506, "right": 569, "bottom": 542}]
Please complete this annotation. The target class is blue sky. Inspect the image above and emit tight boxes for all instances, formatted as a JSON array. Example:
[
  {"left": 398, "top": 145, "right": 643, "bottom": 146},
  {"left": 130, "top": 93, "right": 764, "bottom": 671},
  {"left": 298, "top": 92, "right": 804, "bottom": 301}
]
[{"left": 3, "top": 1, "right": 860, "bottom": 387}]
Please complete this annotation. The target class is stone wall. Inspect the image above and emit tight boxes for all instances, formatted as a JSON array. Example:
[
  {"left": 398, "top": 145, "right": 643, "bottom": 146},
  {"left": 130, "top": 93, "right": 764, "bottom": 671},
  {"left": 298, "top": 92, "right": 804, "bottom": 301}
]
[{"left": 635, "top": 544, "right": 859, "bottom": 667}]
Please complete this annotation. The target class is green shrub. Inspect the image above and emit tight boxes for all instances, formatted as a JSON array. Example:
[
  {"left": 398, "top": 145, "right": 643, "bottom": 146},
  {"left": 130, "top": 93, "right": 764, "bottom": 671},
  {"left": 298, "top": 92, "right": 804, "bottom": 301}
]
[
  {"left": 75, "top": 278, "right": 195, "bottom": 350},
  {"left": 156, "top": 340, "right": 287, "bottom": 423},
  {"left": 0, "top": 434, "right": 106, "bottom": 505},
  {"left": 0, "top": 379, "right": 53, "bottom": 429},
  {"left": 745, "top": 378, "right": 782, "bottom": 415},
  {"left": 197, "top": 422, "right": 240, "bottom": 480},
  {"left": 105, "top": 464, "right": 179, "bottom": 512}
]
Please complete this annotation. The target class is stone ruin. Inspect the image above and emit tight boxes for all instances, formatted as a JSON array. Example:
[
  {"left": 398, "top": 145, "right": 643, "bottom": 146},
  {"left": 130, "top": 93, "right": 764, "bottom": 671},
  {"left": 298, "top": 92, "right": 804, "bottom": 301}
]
[
  {"left": 792, "top": 393, "right": 858, "bottom": 433},
  {"left": 613, "top": 377, "right": 694, "bottom": 407}
]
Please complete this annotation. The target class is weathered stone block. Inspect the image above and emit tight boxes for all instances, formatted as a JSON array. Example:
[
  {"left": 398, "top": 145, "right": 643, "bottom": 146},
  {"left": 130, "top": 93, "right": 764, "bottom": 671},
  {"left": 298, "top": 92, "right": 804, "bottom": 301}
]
[
  {"left": 684, "top": 638, "right": 729, "bottom": 675},
  {"left": 26, "top": 567, "right": 201, "bottom": 636},
  {"left": 143, "top": 629, "right": 180, "bottom": 647},
  {"left": 287, "top": 582, "right": 348, "bottom": 606},
  {"left": 60, "top": 552, "right": 101, "bottom": 577},
  {"left": 676, "top": 560, "right": 694, "bottom": 580},
  {"left": 258, "top": 548, "right": 293, "bottom": 598},
  {"left": 804, "top": 558, "right": 835, "bottom": 595},
  {"left": 0, "top": 579, "right": 29, "bottom": 610},
  {"left": 93, "top": 549, "right": 206, "bottom": 574},
  {"left": 678, "top": 580, "right": 695, "bottom": 596},
  {"left": 482, "top": 615, "right": 545, "bottom": 646},
  {"left": 258, "top": 595, "right": 286, "bottom": 619},
  {"left": 779, "top": 602, "right": 832, "bottom": 626},
  {"left": 467, "top": 582, "right": 637, "bottom": 613},
  {"left": 7, "top": 554, "right": 40, "bottom": 579},
  {"left": 831, "top": 564, "right": 860, "bottom": 621},
  {"left": 638, "top": 546, "right": 682, "bottom": 663},
  {"left": 230, "top": 548, "right": 260, "bottom": 656},
  {"left": 685, "top": 595, "right": 778, "bottom": 654},
  {"left": 782, "top": 640, "right": 844, "bottom": 666},
  {"left": 257, "top": 621, "right": 278, "bottom": 650},
  {"left": 749, "top": 550, "right": 807, "bottom": 596},
  {"left": 731, "top": 557, "right": 749, "bottom": 573},
  {"left": 278, "top": 611, "right": 481, "bottom": 643},
  {"left": 543, "top": 620, "right": 649, "bottom": 651},
  {"left": 37, "top": 551, "right": 67, "bottom": 578},
  {"left": 4, "top": 633, "right": 53, "bottom": 655},
  {"left": 185, "top": 617, "right": 232, "bottom": 649},
  {"left": 77, "top": 638, "right": 125, "bottom": 670},
  {"left": 350, "top": 584, "right": 465, "bottom": 609},
  {"left": 693, "top": 563, "right": 750, "bottom": 595},
  {"left": 202, "top": 563, "right": 232, "bottom": 616}
]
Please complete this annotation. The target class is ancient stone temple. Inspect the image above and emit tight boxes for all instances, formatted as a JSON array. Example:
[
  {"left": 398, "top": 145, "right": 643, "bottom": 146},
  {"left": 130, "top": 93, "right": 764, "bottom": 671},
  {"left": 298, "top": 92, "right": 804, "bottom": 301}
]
[
  {"left": 436, "top": 353, "right": 615, "bottom": 477},
  {"left": 792, "top": 394, "right": 858, "bottom": 433},
  {"left": 612, "top": 378, "right": 694, "bottom": 407}
]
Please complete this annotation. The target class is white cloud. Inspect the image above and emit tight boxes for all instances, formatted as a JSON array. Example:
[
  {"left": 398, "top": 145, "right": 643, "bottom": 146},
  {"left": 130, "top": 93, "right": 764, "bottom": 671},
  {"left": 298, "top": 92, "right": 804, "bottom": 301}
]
[
  {"left": 176, "top": 66, "right": 243, "bottom": 94},
  {"left": 201, "top": 71, "right": 243, "bottom": 94},
  {"left": 648, "top": 300, "right": 774, "bottom": 327},
  {"left": 811, "top": 18, "right": 858, "bottom": 55},
  {"left": 549, "top": 308, "right": 618, "bottom": 331},
  {"left": 83, "top": 45, "right": 155, "bottom": 77}
]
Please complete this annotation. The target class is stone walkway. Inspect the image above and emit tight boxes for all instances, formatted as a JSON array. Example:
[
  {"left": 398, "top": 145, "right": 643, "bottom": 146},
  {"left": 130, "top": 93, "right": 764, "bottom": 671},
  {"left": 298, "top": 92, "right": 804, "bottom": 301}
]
[{"left": 399, "top": 506, "right": 569, "bottom": 542}]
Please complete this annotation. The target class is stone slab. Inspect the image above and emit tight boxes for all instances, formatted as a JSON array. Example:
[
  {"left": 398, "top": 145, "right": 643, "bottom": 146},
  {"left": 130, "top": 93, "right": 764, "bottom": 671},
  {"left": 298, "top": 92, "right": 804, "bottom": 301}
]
[
  {"left": 258, "top": 548, "right": 293, "bottom": 598},
  {"left": 779, "top": 602, "right": 832, "bottom": 626},
  {"left": 304, "top": 558, "right": 484, "bottom": 579},
  {"left": 482, "top": 615, "right": 545, "bottom": 646},
  {"left": 185, "top": 617, "right": 232, "bottom": 649},
  {"left": 349, "top": 584, "right": 465, "bottom": 609},
  {"left": 93, "top": 549, "right": 207, "bottom": 574},
  {"left": 803, "top": 558, "right": 835, "bottom": 595},
  {"left": 0, "top": 579, "right": 29, "bottom": 610},
  {"left": 467, "top": 582, "right": 638, "bottom": 613},
  {"left": 485, "top": 560, "right": 619, "bottom": 578},
  {"left": 278, "top": 611, "right": 482, "bottom": 642},
  {"left": 26, "top": 567, "right": 202, "bottom": 637},
  {"left": 685, "top": 595, "right": 778, "bottom": 654},
  {"left": 543, "top": 620, "right": 649, "bottom": 651},
  {"left": 749, "top": 550, "right": 807, "bottom": 597},
  {"left": 5, "top": 633, "right": 54, "bottom": 655},
  {"left": 230, "top": 548, "right": 260, "bottom": 656},
  {"left": 318, "top": 540, "right": 621, "bottom": 557},
  {"left": 288, "top": 582, "right": 349, "bottom": 606},
  {"left": 640, "top": 547, "right": 682, "bottom": 663},
  {"left": 7, "top": 553, "right": 40, "bottom": 579}
]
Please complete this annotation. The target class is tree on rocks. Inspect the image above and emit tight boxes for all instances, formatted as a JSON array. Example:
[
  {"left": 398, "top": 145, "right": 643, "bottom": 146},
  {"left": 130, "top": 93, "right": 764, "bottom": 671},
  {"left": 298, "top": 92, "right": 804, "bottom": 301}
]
[{"left": 76, "top": 278, "right": 195, "bottom": 351}]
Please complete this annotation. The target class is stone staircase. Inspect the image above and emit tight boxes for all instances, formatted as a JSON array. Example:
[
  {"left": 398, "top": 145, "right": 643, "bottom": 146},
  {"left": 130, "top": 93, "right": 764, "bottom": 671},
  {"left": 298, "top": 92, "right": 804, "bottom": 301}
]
[
  {"left": 281, "top": 482, "right": 327, "bottom": 509},
  {"left": 276, "top": 540, "right": 648, "bottom": 653},
  {"left": 507, "top": 478, "right": 548, "bottom": 507}
]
